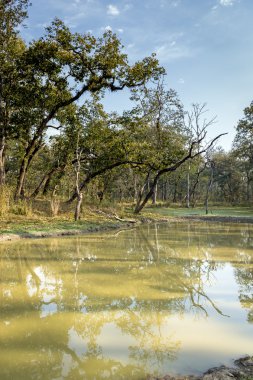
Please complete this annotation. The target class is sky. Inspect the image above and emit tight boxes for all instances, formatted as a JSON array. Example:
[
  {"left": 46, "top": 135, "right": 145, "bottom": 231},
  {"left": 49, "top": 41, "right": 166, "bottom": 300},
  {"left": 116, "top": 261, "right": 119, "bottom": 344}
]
[{"left": 21, "top": 0, "right": 253, "bottom": 150}]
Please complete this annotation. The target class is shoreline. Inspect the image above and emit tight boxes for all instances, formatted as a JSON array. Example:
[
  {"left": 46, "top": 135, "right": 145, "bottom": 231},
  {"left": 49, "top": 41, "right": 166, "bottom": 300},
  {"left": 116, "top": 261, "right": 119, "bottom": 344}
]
[
  {"left": 1, "top": 214, "right": 253, "bottom": 242},
  {"left": 0, "top": 221, "right": 126, "bottom": 242}
]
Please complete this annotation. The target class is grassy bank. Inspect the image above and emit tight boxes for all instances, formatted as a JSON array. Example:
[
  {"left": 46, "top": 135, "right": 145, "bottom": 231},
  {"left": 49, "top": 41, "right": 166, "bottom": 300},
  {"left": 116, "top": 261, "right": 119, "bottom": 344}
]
[
  {"left": 0, "top": 201, "right": 169, "bottom": 241},
  {"left": 0, "top": 208, "right": 127, "bottom": 241},
  {"left": 1, "top": 201, "right": 253, "bottom": 241}
]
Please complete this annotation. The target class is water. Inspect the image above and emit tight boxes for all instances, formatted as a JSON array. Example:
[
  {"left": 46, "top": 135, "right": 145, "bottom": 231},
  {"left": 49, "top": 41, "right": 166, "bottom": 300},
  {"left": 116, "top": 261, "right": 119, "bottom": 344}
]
[{"left": 0, "top": 222, "right": 252, "bottom": 380}]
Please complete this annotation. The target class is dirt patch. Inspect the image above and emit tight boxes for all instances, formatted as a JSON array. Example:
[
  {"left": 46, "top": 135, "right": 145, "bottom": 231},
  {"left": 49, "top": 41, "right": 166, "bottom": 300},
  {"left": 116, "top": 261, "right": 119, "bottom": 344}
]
[{"left": 0, "top": 234, "right": 22, "bottom": 242}]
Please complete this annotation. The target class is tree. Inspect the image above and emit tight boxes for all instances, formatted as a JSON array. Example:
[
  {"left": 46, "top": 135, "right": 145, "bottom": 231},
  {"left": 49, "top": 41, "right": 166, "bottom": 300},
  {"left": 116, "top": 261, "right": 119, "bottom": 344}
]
[
  {"left": 128, "top": 91, "right": 225, "bottom": 213},
  {"left": 233, "top": 101, "right": 253, "bottom": 202},
  {"left": 11, "top": 18, "right": 164, "bottom": 199},
  {"left": 0, "top": 0, "right": 29, "bottom": 185},
  {"left": 121, "top": 81, "right": 188, "bottom": 213},
  {"left": 74, "top": 131, "right": 83, "bottom": 221}
]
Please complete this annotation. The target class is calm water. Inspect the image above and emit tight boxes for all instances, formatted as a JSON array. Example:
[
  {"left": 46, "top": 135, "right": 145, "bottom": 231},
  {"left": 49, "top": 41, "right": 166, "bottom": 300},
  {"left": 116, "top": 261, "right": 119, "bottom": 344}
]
[{"left": 0, "top": 222, "right": 252, "bottom": 380}]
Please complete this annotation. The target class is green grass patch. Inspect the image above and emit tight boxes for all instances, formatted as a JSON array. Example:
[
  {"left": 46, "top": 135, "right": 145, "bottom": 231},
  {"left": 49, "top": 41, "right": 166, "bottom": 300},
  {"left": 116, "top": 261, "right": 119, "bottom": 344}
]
[{"left": 145, "top": 206, "right": 253, "bottom": 218}]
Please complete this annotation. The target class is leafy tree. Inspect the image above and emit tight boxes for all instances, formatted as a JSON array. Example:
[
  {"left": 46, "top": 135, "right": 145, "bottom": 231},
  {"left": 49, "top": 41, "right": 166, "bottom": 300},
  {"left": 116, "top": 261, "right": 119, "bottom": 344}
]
[
  {"left": 0, "top": 0, "right": 29, "bottom": 185},
  {"left": 12, "top": 18, "right": 164, "bottom": 199},
  {"left": 233, "top": 101, "right": 253, "bottom": 201}
]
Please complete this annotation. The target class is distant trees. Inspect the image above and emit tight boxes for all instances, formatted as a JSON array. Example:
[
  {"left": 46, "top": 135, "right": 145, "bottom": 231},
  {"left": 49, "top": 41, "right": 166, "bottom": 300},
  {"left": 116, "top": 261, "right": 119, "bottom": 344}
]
[{"left": 127, "top": 95, "right": 225, "bottom": 214}]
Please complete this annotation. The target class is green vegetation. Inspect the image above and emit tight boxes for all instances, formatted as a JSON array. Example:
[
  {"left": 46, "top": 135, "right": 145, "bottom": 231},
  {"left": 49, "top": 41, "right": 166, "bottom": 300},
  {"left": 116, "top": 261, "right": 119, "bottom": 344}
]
[
  {"left": 0, "top": 1, "right": 252, "bottom": 226},
  {"left": 0, "top": 215, "right": 119, "bottom": 237},
  {"left": 1, "top": 201, "right": 253, "bottom": 241},
  {"left": 0, "top": 201, "right": 127, "bottom": 238}
]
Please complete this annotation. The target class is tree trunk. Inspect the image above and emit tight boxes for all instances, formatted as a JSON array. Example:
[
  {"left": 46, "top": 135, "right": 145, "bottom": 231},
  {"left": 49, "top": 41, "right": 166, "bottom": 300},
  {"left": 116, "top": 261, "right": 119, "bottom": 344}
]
[
  {"left": 205, "top": 163, "right": 214, "bottom": 215},
  {"left": 15, "top": 140, "right": 43, "bottom": 199},
  {"left": 134, "top": 172, "right": 150, "bottom": 213},
  {"left": 246, "top": 172, "right": 251, "bottom": 202},
  {"left": 15, "top": 157, "right": 28, "bottom": 199},
  {"left": 134, "top": 174, "right": 138, "bottom": 203},
  {"left": 0, "top": 136, "right": 6, "bottom": 186},
  {"left": 31, "top": 165, "right": 65, "bottom": 198},
  {"left": 0, "top": 76, "right": 6, "bottom": 186},
  {"left": 186, "top": 163, "right": 190, "bottom": 208},
  {"left": 152, "top": 183, "right": 157, "bottom": 205},
  {"left": 74, "top": 193, "right": 83, "bottom": 221},
  {"left": 134, "top": 175, "right": 159, "bottom": 214},
  {"left": 164, "top": 180, "right": 168, "bottom": 201},
  {"left": 190, "top": 163, "right": 207, "bottom": 208},
  {"left": 173, "top": 181, "right": 178, "bottom": 203},
  {"left": 31, "top": 173, "right": 50, "bottom": 199}
]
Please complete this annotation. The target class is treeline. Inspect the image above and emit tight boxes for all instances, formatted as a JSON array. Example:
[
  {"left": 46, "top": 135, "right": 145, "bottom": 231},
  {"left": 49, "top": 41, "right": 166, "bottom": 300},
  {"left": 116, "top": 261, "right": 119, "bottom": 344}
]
[{"left": 0, "top": 1, "right": 252, "bottom": 218}]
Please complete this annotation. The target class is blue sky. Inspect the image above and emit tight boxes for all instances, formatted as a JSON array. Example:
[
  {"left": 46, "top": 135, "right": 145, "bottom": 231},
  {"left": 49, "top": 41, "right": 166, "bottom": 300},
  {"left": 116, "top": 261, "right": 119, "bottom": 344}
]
[{"left": 21, "top": 0, "right": 253, "bottom": 150}]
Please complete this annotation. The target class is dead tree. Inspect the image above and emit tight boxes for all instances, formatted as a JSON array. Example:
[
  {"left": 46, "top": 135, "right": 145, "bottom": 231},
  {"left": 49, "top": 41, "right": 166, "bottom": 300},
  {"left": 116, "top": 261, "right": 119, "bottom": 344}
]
[{"left": 74, "top": 134, "right": 83, "bottom": 221}]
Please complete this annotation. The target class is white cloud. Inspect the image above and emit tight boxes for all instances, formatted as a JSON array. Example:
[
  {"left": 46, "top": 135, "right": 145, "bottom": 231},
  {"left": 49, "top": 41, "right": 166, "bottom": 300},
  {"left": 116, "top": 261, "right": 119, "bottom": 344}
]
[
  {"left": 178, "top": 78, "right": 185, "bottom": 84},
  {"left": 107, "top": 4, "right": 120, "bottom": 16},
  {"left": 155, "top": 43, "right": 191, "bottom": 62},
  {"left": 117, "top": 28, "right": 124, "bottom": 33},
  {"left": 104, "top": 25, "right": 112, "bottom": 32},
  {"left": 219, "top": 0, "right": 235, "bottom": 6}
]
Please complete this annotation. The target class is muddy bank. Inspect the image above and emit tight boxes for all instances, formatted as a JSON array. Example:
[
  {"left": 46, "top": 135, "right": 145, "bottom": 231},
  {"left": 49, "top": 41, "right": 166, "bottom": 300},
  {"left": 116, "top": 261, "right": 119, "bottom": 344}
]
[{"left": 147, "top": 356, "right": 253, "bottom": 380}]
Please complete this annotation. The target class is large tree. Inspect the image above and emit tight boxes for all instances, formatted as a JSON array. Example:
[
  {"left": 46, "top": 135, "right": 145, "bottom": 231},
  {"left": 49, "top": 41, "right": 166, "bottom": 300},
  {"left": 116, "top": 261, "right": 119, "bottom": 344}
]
[
  {"left": 0, "top": 0, "right": 29, "bottom": 185},
  {"left": 12, "top": 18, "right": 164, "bottom": 199}
]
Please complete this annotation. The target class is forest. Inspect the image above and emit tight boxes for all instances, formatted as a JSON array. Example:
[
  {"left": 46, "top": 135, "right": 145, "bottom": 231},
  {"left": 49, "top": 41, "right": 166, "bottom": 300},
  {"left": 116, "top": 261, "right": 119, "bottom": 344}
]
[{"left": 1, "top": 0, "right": 253, "bottom": 221}]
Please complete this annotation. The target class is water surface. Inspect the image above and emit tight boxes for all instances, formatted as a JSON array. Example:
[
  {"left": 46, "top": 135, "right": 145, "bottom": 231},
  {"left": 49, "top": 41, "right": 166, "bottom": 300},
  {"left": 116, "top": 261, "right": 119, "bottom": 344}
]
[{"left": 0, "top": 222, "right": 252, "bottom": 379}]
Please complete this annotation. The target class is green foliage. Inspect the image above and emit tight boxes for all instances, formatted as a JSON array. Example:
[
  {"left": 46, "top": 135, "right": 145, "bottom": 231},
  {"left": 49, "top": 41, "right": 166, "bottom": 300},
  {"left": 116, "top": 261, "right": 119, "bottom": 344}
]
[
  {"left": 233, "top": 102, "right": 253, "bottom": 161},
  {"left": 0, "top": 0, "right": 165, "bottom": 199}
]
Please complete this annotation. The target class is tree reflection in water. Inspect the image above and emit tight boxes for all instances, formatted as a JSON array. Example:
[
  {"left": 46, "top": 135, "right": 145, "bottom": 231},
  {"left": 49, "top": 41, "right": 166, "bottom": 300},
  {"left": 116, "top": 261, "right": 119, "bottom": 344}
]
[{"left": 0, "top": 222, "right": 252, "bottom": 379}]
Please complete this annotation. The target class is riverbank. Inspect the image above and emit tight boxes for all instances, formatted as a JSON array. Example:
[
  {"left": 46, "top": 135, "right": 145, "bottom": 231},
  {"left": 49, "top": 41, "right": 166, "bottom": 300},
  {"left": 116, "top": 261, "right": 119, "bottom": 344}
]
[
  {"left": 1, "top": 206, "right": 253, "bottom": 242},
  {"left": 0, "top": 206, "right": 169, "bottom": 242},
  {"left": 147, "top": 356, "right": 253, "bottom": 380}
]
